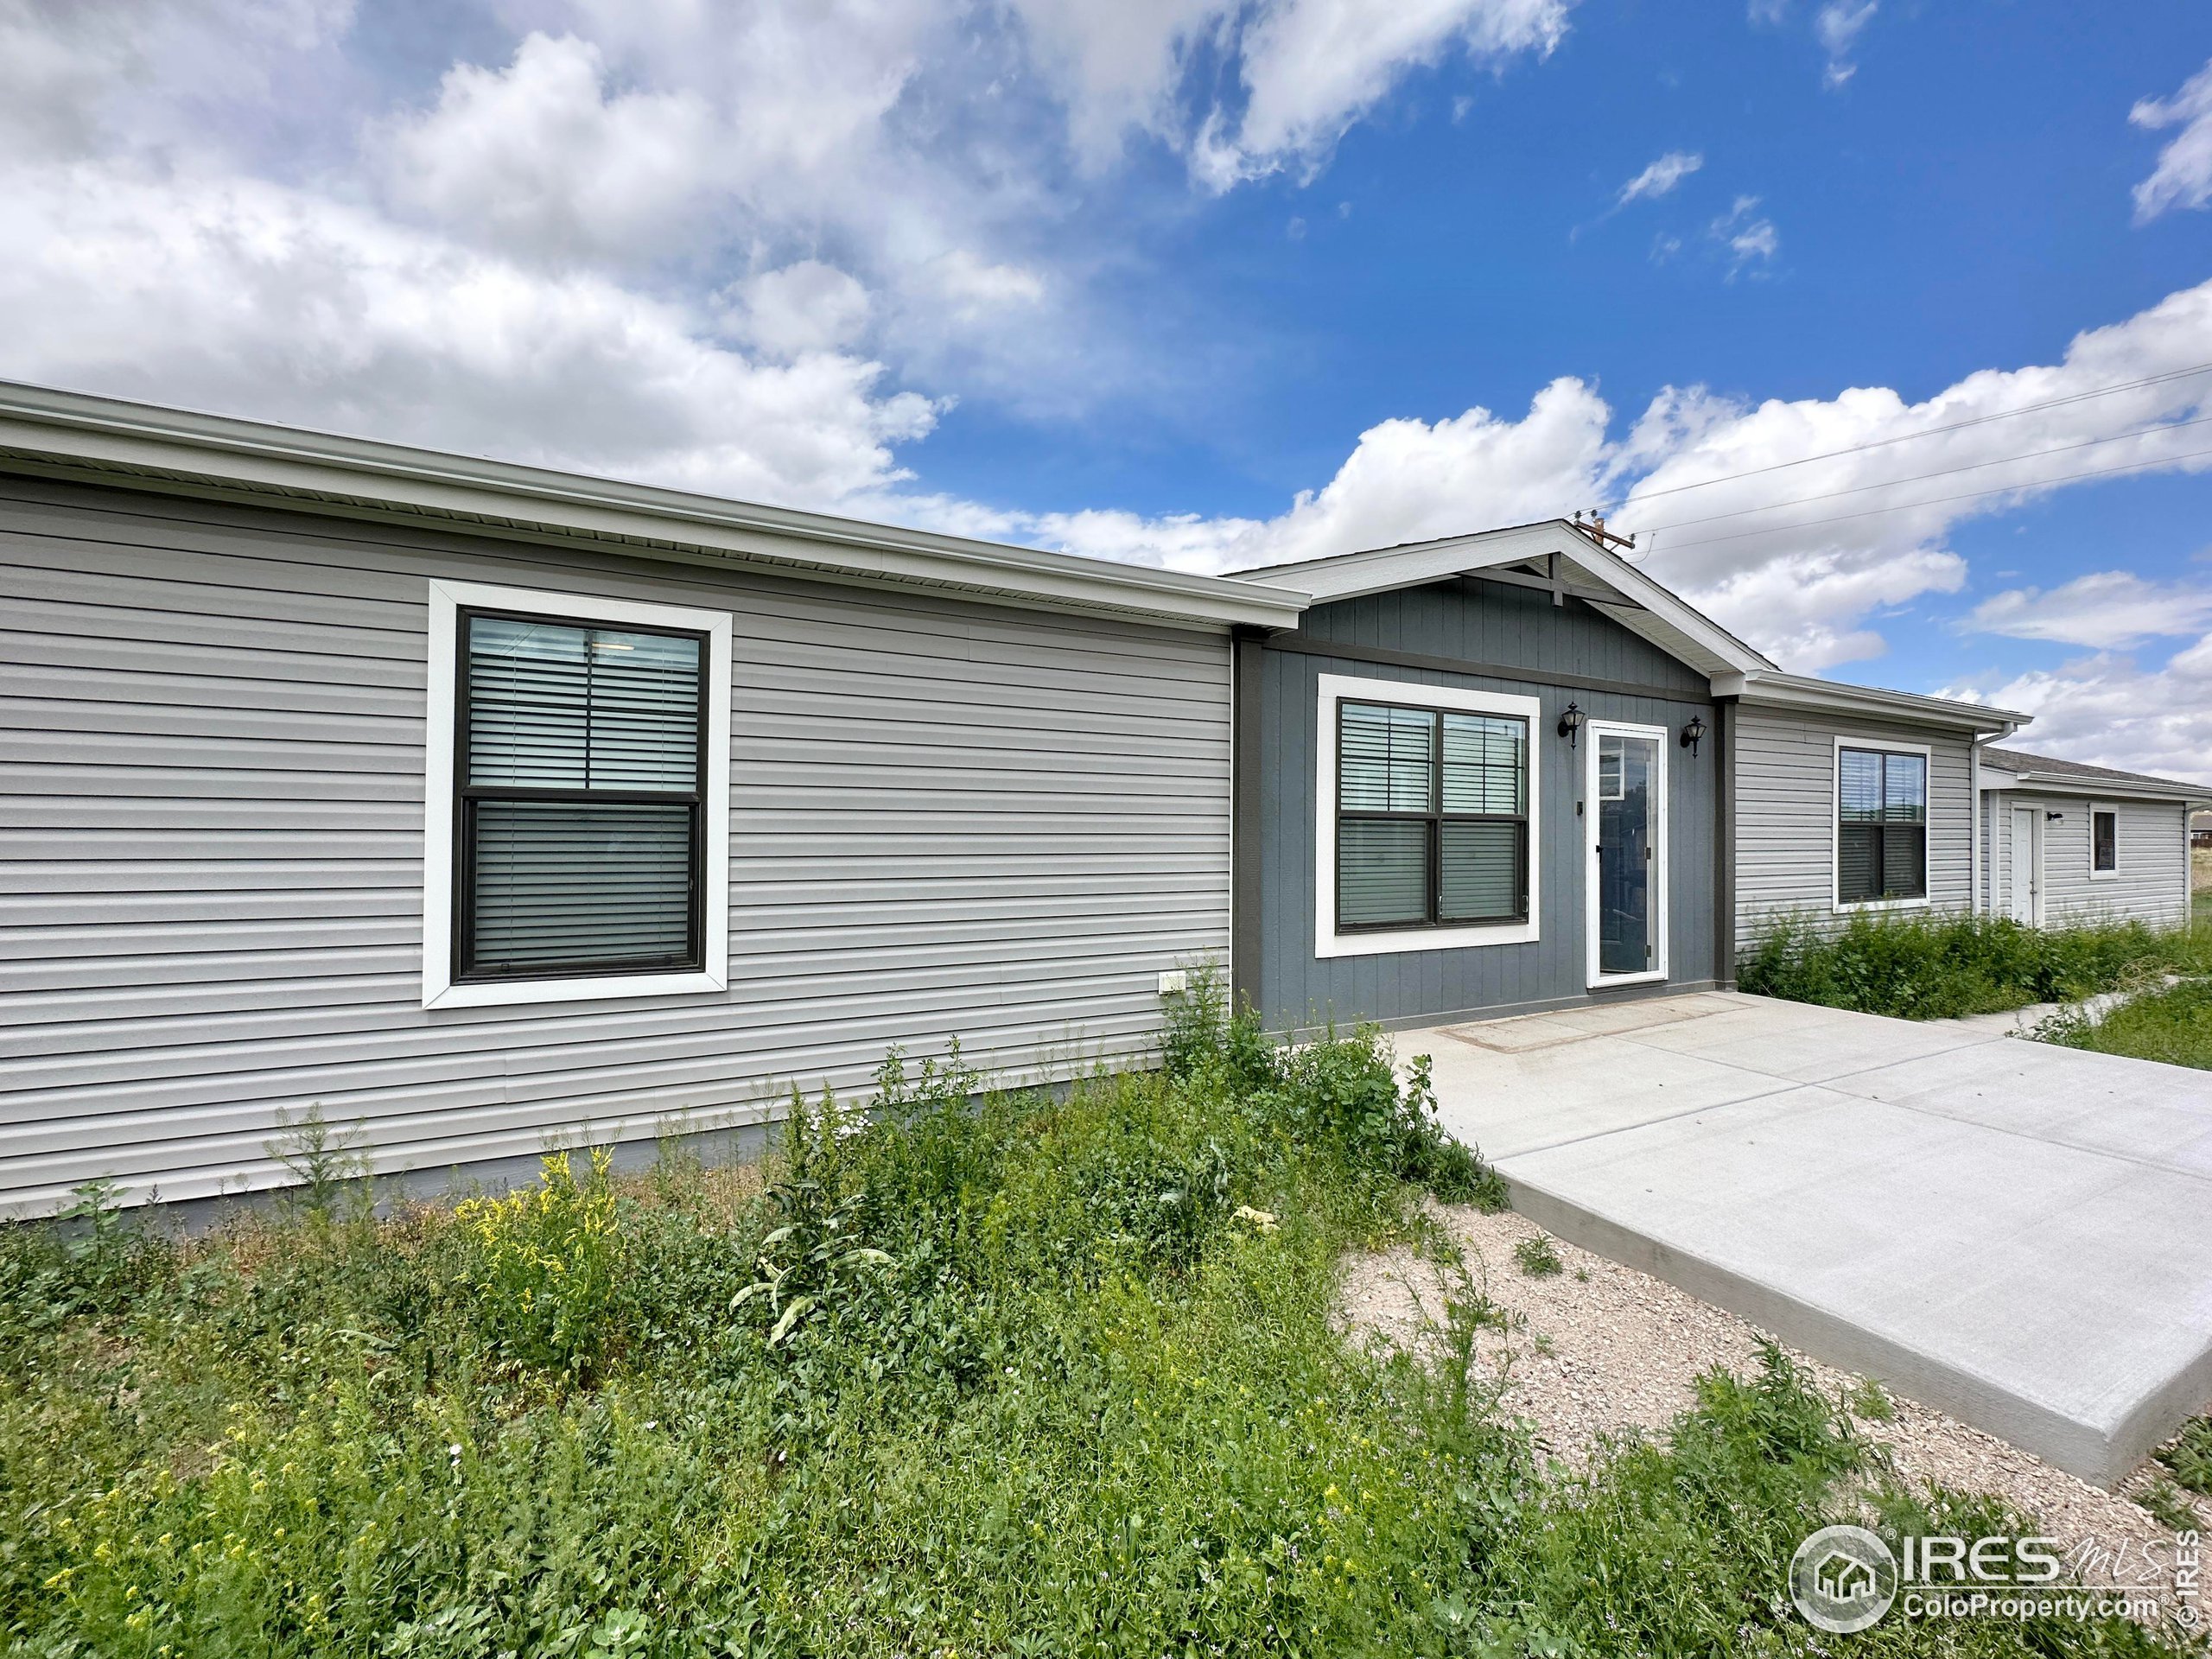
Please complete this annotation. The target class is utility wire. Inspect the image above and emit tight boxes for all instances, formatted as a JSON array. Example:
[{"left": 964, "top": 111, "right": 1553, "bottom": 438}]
[
  {"left": 1631, "top": 414, "right": 2212, "bottom": 534},
  {"left": 1624, "top": 359, "right": 2212, "bottom": 503},
  {"left": 1648, "top": 440, "right": 2212, "bottom": 555}
]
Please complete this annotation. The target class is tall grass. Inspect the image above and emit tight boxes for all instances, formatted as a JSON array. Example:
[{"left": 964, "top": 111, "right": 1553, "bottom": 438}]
[
  {"left": 1738, "top": 909, "right": 2212, "bottom": 1020},
  {"left": 0, "top": 1004, "right": 2182, "bottom": 1656}
]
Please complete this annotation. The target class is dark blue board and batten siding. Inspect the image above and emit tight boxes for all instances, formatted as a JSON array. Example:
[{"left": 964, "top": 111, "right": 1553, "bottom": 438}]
[{"left": 1245, "top": 577, "right": 1721, "bottom": 1033}]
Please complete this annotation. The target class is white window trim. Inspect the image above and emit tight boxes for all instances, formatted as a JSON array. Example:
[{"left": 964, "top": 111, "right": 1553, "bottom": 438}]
[
  {"left": 1832, "top": 734, "right": 1935, "bottom": 914},
  {"left": 1584, "top": 719, "right": 1669, "bottom": 988},
  {"left": 423, "top": 579, "right": 732, "bottom": 1010},
  {"left": 1313, "top": 673, "right": 1541, "bottom": 959},
  {"left": 2088, "top": 801, "right": 2120, "bottom": 881}
]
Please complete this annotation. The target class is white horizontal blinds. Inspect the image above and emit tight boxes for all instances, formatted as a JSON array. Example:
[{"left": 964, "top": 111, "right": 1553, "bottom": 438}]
[
  {"left": 1336, "top": 699, "right": 1528, "bottom": 931},
  {"left": 1838, "top": 747, "right": 1927, "bottom": 903},
  {"left": 471, "top": 803, "right": 695, "bottom": 969},
  {"left": 1338, "top": 702, "right": 1432, "bottom": 926},
  {"left": 1338, "top": 818, "right": 1429, "bottom": 925},
  {"left": 460, "top": 612, "right": 704, "bottom": 979},
  {"left": 467, "top": 620, "right": 700, "bottom": 791},
  {"left": 1439, "top": 822, "right": 1519, "bottom": 920},
  {"left": 1338, "top": 702, "right": 1434, "bottom": 811}
]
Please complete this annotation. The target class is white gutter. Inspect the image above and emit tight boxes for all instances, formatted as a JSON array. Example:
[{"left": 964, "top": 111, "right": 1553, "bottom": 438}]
[
  {"left": 1713, "top": 669, "right": 2030, "bottom": 736},
  {"left": 0, "top": 380, "right": 1312, "bottom": 632}
]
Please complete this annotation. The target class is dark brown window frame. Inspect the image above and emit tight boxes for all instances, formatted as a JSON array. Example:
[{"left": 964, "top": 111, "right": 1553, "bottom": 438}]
[
  {"left": 1334, "top": 698, "right": 1529, "bottom": 934},
  {"left": 1836, "top": 746, "right": 1929, "bottom": 906},
  {"left": 453, "top": 605, "right": 710, "bottom": 984}
]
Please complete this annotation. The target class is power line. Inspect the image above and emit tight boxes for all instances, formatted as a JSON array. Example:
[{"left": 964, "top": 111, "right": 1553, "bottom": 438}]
[
  {"left": 1631, "top": 414, "right": 2212, "bottom": 534},
  {"left": 1648, "top": 440, "right": 2212, "bottom": 555},
  {"left": 1624, "top": 359, "right": 2212, "bottom": 503}
]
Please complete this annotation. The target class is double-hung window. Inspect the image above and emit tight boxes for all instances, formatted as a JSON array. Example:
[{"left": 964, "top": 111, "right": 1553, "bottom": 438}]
[
  {"left": 1836, "top": 746, "right": 1928, "bottom": 905},
  {"left": 1335, "top": 699, "right": 1529, "bottom": 931},
  {"left": 423, "top": 582, "right": 731, "bottom": 1009}
]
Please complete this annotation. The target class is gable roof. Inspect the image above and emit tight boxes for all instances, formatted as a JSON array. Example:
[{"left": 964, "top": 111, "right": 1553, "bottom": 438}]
[
  {"left": 0, "top": 380, "right": 1308, "bottom": 633},
  {"left": 1230, "top": 522, "right": 2030, "bottom": 735},
  {"left": 1228, "top": 521, "right": 1777, "bottom": 678},
  {"left": 1982, "top": 747, "right": 2212, "bottom": 804}
]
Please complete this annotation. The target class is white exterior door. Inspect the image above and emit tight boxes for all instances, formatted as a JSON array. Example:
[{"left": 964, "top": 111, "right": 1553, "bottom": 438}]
[
  {"left": 2008, "top": 806, "right": 2040, "bottom": 925},
  {"left": 1585, "top": 721, "right": 1669, "bottom": 987}
]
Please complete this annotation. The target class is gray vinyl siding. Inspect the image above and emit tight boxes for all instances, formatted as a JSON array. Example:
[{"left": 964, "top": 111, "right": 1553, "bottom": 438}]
[
  {"left": 0, "top": 477, "right": 1230, "bottom": 1216},
  {"left": 1990, "top": 792, "right": 2190, "bottom": 929},
  {"left": 1732, "top": 706, "right": 1974, "bottom": 950},
  {"left": 1252, "top": 578, "right": 1720, "bottom": 1032}
]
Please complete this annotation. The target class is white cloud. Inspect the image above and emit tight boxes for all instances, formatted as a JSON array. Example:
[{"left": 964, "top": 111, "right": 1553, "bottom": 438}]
[
  {"left": 1618, "top": 150, "right": 1702, "bottom": 205},
  {"left": 722, "top": 261, "right": 874, "bottom": 359},
  {"left": 1947, "top": 638, "right": 2212, "bottom": 785},
  {"left": 1216, "top": 0, "right": 1569, "bottom": 185},
  {"left": 1712, "top": 194, "right": 1778, "bottom": 275},
  {"left": 2131, "top": 58, "right": 2212, "bottom": 225},
  {"left": 1613, "top": 276, "right": 2212, "bottom": 668},
  {"left": 379, "top": 33, "right": 718, "bottom": 262},
  {"left": 1814, "top": 0, "right": 1875, "bottom": 88},
  {"left": 1967, "top": 571, "right": 2212, "bottom": 649},
  {"left": 0, "top": 159, "right": 937, "bottom": 507}
]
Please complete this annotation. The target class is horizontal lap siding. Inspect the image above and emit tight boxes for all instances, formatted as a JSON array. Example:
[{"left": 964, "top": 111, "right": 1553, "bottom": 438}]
[
  {"left": 0, "top": 479, "right": 1230, "bottom": 1214},
  {"left": 1994, "top": 793, "right": 2189, "bottom": 928},
  {"left": 1256, "top": 580, "right": 1719, "bottom": 1030},
  {"left": 1733, "top": 707, "right": 1973, "bottom": 950}
]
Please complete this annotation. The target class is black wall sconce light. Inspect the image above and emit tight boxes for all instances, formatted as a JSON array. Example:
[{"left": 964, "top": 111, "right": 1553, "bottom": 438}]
[
  {"left": 1680, "top": 715, "right": 1707, "bottom": 758},
  {"left": 1557, "top": 701, "right": 1584, "bottom": 747},
  {"left": 2045, "top": 810, "right": 2064, "bottom": 823}
]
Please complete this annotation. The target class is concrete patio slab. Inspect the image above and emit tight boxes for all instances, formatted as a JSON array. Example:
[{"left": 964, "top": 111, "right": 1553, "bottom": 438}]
[{"left": 1406, "top": 992, "right": 2212, "bottom": 1486}]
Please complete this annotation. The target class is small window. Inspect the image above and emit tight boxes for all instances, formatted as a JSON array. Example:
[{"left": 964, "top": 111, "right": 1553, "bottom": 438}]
[
  {"left": 1838, "top": 747, "right": 1928, "bottom": 905},
  {"left": 2092, "top": 808, "right": 2118, "bottom": 875},
  {"left": 456, "top": 610, "right": 708, "bottom": 981},
  {"left": 1337, "top": 700, "right": 1529, "bottom": 931}
]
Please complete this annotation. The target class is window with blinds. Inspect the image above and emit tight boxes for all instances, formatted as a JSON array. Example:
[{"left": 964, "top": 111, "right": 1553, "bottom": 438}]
[
  {"left": 455, "top": 611, "right": 707, "bottom": 981},
  {"left": 1837, "top": 747, "right": 1927, "bottom": 904},
  {"left": 1336, "top": 700, "right": 1529, "bottom": 931}
]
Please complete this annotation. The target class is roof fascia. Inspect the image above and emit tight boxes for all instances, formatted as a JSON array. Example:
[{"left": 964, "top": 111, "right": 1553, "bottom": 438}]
[
  {"left": 0, "top": 382, "right": 1309, "bottom": 632},
  {"left": 1236, "top": 521, "right": 1773, "bottom": 676},
  {"left": 1715, "top": 669, "right": 2029, "bottom": 735}
]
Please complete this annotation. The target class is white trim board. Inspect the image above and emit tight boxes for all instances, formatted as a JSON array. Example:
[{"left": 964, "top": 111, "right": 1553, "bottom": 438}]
[
  {"left": 1312, "top": 673, "right": 1542, "bottom": 959},
  {"left": 1583, "top": 720, "right": 1670, "bottom": 989},
  {"left": 423, "top": 578, "right": 733, "bottom": 1010},
  {"left": 1831, "top": 734, "right": 1935, "bottom": 915}
]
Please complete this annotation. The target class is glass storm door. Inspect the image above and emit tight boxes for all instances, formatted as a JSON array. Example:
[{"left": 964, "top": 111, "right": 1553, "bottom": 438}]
[{"left": 1589, "top": 728, "right": 1665, "bottom": 983}]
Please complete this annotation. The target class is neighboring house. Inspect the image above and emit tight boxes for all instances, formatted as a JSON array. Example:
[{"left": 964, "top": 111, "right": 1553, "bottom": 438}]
[
  {"left": 0, "top": 381, "right": 2183, "bottom": 1216},
  {"left": 2193, "top": 810, "right": 2211, "bottom": 849},
  {"left": 1978, "top": 749, "right": 2209, "bottom": 928}
]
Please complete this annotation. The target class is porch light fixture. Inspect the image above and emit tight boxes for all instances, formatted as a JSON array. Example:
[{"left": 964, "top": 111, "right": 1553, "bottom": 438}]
[
  {"left": 1680, "top": 715, "right": 1707, "bottom": 757},
  {"left": 1556, "top": 701, "right": 1584, "bottom": 747}
]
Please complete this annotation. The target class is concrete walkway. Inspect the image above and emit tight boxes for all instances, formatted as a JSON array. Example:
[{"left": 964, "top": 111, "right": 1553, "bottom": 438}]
[{"left": 1404, "top": 991, "right": 2212, "bottom": 1485}]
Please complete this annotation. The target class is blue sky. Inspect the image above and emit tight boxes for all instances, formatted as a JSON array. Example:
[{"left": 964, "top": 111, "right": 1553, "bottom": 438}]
[{"left": 4, "top": 0, "right": 2212, "bottom": 778}]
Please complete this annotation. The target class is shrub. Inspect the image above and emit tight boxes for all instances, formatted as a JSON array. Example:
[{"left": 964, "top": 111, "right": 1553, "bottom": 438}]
[
  {"left": 1738, "top": 909, "right": 2210, "bottom": 1020},
  {"left": 452, "top": 1147, "right": 626, "bottom": 1376}
]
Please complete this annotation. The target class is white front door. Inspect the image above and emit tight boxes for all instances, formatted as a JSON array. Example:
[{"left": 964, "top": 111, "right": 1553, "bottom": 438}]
[
  {"left": 2008, "top": 806, "right": 2040, "bottom": 925},
  {"left": 1586, "top": 721, "right": 1669, "bottom": 986}
]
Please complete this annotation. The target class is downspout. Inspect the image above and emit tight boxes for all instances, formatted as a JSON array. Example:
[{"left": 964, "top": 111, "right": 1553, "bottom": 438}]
[
  {"left": 1969, "top": 734, "right": 1987, "bottom": 916},
  {"left": 1229, "top": 626, "right": 1270, "bottom": 1019},
  {"left": 1713, "top": 696, "right": 1738, "bottom": 988}
]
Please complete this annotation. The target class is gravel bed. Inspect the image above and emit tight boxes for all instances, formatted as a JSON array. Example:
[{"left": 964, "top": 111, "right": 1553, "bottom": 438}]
[{"left": 1339, "top": 1204, "right": 2209, "bottom": 1593}]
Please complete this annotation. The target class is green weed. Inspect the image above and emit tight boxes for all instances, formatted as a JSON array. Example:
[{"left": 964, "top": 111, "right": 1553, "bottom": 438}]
[{"left": 1738, "top": 910, "right": 2212, "bottom": 1020}]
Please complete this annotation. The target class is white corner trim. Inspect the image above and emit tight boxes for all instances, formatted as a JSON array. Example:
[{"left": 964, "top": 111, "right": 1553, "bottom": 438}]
[
  {"left": 1830, "top": 734, "right": 1936, "bottom": 915},
  {"left": 422, "top": 578, "right": 732, "bottom": 1010},
  {"left": 2088, "top": 800, "right": 2120, "bottom": 881},
  {"left": 1312, "top": 673, "right": 1541, "bottom": 959},
  {"left": 1584, "top": 719, "right": 1670, "bottom": 988}
]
